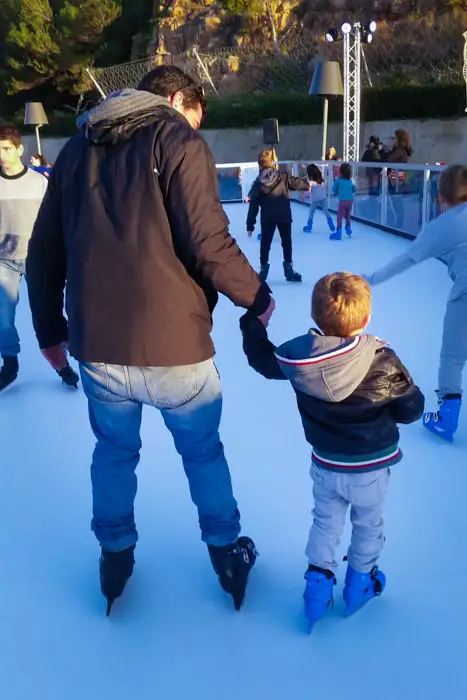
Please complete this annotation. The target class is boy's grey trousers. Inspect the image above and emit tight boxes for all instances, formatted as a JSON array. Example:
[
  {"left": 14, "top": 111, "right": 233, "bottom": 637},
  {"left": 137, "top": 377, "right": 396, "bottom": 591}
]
[{"left": 306, "top": 463, "right": 390, "bottom": 574}]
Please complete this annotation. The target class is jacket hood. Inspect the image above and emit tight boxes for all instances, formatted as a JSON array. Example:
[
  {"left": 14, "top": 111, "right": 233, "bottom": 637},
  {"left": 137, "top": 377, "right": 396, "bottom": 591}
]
[
  {"left": 275, "top": 330, "right": 387, "bottom": 402},
  {"left": 258, "top": 167, "right": 281, "bottom": 192},
  {"left": 76, "top": 88, "right": 172, "bottom": 145}
]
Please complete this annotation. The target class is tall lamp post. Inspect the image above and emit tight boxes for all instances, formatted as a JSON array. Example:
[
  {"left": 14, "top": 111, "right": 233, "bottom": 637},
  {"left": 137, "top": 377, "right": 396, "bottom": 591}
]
[
  {"left": 309, "top": 60, "right": 344, "bottom": 161},
  {"left": 24, "top": 102, "right": 48, "bottom": 156}
]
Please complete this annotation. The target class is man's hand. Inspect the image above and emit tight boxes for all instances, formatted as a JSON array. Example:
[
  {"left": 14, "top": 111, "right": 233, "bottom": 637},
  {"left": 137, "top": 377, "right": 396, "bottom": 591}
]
[
  {"left": 41, "top": 343, "right": 69, "bottom": 371},
  {"left": 258, "top": 296, "right": 275, "bottom": 327},
  {"left": 247, "top": 230, "right": 253, "bottom": 237}
]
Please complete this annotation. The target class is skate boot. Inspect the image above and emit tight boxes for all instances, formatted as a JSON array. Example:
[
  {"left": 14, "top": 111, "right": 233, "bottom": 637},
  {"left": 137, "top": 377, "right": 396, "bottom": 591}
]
[
  {"left": 99, "top": 544, "right": 135, "bottom": 616},
  {"left": 345, "top": 224, "right": 352, "bottom": 237},
  {"left": 303, "top": 565, "right": 336, "bottom": 633},
  {"left": 423, "top": 392, "right": 462, "bottom": 443},
  {"left": 0, "top": 355, "right": 19, "bottom": 392},
  {"left": 343, "top": 564, "right": 386, "bottom": 617},
  {"left": 283, "top": 262, "right": 302, "bottom": 283},
  {"left": 208, "top": 536, "right": 258, "bottom": 611},
  {"left": 259, "top": 263, "right": 270, "bottom": 282},
  {"left": 327, "top": 217, "right": 336, "bottom": 233},
  {"left": 303, "top": 222, "right": 312, "bottom": 234},
  {"left": 57, "top": 362, "right": 79, "bottom": 389},
  {"left": 330, "top": 228, "right": 342, "bottom": 241}
]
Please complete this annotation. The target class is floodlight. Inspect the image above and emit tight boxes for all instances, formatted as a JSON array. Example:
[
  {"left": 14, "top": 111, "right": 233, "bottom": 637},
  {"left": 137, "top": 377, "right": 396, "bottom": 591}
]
[
  {"left": 341, "top": 22, "right": 352, "bottom": 35},
  {"left": 360, "top": 25, "right": 373, "bottom": 44},
  {"left": 369, "top": 21, "right": 377, "bottom": 32},
  {"left": 325, "top": 28, "right": 340, "bottom": 43}
]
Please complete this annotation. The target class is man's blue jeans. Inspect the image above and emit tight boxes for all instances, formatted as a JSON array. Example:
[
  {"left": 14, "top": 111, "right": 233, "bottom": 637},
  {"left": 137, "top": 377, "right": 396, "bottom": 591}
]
[
  {"left": 0, "top": 259, "right": 25, "bottom": 357},
  {"left": 79, "top": 359, "right": 241, "bottom": 552}
]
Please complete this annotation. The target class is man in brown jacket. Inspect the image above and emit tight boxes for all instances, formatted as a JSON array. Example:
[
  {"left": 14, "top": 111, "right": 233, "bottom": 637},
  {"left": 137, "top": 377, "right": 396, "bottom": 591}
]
[{"left": 26, "top": 66, "right": 274, "bottom": 616}]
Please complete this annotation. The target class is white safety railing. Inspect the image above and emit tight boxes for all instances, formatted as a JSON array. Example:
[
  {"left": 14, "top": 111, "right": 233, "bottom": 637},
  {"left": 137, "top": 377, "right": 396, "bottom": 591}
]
[{"left": 216, "top": 161, "right": 447, "bottom": 239}]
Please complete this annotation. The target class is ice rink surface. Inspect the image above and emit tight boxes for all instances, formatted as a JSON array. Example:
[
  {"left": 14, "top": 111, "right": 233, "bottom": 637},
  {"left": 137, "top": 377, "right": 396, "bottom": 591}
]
[{"left": 2, "top": 203, "right": 465, "bottom": 700}]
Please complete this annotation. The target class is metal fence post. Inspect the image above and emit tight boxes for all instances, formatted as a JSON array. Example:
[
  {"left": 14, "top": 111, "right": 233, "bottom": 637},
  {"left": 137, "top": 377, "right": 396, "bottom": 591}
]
[
  {"left": 381, "top": 167, "right": 388, "bottom": 226},
  {"left": 421, "top": 168, "right": 430, "bottom": 231}
]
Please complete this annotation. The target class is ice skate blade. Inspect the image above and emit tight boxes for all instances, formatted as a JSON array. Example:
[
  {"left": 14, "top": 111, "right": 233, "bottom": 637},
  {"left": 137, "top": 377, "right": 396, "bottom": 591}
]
[
  {"left": 344, "top": 601, "right": 368, "bottom": 617},
  {"left": 306, "top": 619, "right": 316, "bottom": 634},
  {"left": 0, "top": 378, "right": 18, "bottom": 394},
  {"left": 106, "top": 598, "right": 114, "bottom": 617},
  {"left": 232, "top": 590, "right": 245, "bottom": 611},
  {"left": 423, "top": 421, "right": 454, "bottom": 443}
]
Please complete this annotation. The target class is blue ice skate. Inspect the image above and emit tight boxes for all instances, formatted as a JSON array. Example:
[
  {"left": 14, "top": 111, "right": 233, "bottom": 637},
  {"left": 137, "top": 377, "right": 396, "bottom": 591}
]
[
  {"left": 303, "top": 223, "right": 312, "bottom": 234},
  {"left": 345, "top": 224, "right": 352, "bottom": 237},
  {"left": 423, "top": 393, "right": 462, "bottom": 443},
  {"left": 303, "top": 566, "right": 336, "bottom": 633},
  {"left": 330, "top": 228, "right": 342, "bottom": 241},
  {"left": 327, "top": 217, "right": 336, "bottom": 232},
  {"left": 343, "top": 565, "right": 386, "bottom": 617}
]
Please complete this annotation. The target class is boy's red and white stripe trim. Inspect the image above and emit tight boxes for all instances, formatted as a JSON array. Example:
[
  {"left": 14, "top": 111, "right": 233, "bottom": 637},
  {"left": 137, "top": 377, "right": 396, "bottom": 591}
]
[
  {"left": 312, "top": 447, "right": 401, "bottom": 470},
  {"left": 274, "top": 336, "right": 360, "bottom": 367}
]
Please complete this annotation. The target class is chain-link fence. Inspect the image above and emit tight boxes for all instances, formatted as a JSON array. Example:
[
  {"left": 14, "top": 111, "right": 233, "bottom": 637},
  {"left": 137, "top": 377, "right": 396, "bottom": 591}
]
[{"left": 91, "top": 21, "right": 465, "bottom": 97}]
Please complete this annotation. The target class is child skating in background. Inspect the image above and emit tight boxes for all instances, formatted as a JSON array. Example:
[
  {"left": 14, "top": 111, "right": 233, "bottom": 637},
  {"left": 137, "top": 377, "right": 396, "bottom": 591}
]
[
  {"left": 332, "top": 163, "right": 357, "bottom": 240},
  {"left": 247, "top": 149, "right": 309, "bottom": 283},
  {"left": 239, "top": 272, "right": 424, "bottom": 631},
  {"left": 365, "top": 165, "right": 467, "bottom": 442},
  {"left": 303, "top": 164, "right": 335, "bottom": 234}
]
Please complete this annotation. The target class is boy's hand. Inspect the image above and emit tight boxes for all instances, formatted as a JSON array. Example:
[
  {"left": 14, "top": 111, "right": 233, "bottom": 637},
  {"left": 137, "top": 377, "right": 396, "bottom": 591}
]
[
  {"left": 258, "top": 297, "right": 275, "bottom": 327},
  {"left": 247, "top": 230, "right": 253, "bottom": 237}
]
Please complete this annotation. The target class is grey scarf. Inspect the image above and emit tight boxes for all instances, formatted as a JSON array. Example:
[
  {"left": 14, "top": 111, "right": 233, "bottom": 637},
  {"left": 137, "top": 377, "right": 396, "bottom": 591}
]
[{"left": 77, "top": 88, "right": 171, "bottom": 144}]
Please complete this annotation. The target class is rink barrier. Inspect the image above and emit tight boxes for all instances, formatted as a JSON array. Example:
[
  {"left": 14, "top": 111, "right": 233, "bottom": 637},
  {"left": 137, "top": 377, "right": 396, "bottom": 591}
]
[{"left": 216, "top": 160, "right": 447, "bottom": 240}]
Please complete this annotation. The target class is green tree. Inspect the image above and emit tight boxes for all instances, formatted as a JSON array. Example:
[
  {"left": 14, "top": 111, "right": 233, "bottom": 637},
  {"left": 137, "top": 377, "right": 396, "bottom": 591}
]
[{"left": 5, "top": 0, "right": 121, "bottom": 95}]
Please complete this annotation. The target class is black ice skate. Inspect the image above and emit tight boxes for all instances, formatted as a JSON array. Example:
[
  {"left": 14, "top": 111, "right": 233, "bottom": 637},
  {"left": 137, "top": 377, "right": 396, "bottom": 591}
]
[
  {"left": 57, "top": 363, "right": 79, "bottom": 389},
  {"left": 283, "top": 262, "right": 302, "bottom": 282},
  {"left": 0, "top": 356, "right": 19, "bottom": 392},
  {"left": 208, "top": 536, "right": 258, "bottom": 611},
  {"left": 259, "top": 263, "right": 270, "bottom": 282},
  {"left": 99, "top": 545, "right": 135, "bottom": 616}
]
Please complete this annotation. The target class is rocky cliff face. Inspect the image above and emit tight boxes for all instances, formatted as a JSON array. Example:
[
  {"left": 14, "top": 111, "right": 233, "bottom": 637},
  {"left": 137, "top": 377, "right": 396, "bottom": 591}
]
[
  {"left": 132, "top": 0, "right": 464, "bottom": 97},
  {"left": 150, "top": 0, "right": 461, "bottom": 56}
]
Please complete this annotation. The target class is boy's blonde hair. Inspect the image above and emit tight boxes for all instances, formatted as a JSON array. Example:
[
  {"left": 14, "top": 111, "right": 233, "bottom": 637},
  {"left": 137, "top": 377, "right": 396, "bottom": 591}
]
[
  {"left": 312, "top": 272, "right": 371, "bottom": 337},
  {"left": 258, "top": 148, "right": 274, "bottom": 169},
  {"left": 439, "top": 165, "right": 467, "bottom": 206}
]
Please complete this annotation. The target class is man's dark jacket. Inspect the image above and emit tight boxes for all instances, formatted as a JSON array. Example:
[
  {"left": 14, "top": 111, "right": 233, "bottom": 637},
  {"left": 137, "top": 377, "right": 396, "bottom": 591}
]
[{"left": 26, "top": 93, "right": 270, "bottom": 367}]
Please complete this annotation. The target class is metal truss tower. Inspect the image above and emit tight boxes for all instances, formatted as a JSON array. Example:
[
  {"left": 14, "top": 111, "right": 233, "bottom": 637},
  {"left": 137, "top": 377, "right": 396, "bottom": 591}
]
[{"left": 343, "top": 24, "right": 361, "bottom": 163}]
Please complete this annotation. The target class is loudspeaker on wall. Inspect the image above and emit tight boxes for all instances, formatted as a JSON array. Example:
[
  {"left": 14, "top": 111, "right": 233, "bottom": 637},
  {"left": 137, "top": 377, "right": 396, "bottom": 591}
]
[{"left": 262, "top": 118, "right": 279, "bottom": 145}]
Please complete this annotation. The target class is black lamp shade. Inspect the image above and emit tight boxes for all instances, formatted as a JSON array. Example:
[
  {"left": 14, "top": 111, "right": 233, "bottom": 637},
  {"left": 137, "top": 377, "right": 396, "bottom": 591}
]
[
  {"left": 24, "top": 102, "right": 48, "bottom": 126},
  {"left": 309, "top": 60, "right": 344, "bottom": 98}
]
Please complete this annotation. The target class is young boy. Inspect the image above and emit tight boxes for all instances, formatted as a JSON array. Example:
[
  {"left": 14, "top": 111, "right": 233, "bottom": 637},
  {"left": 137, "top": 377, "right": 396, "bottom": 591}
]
[
  {"left": 365, "top": 165, "right": 467, "bottom": 442},
  {"left": 0, "top": 124, "right": 78, "bottom": 391},
  {"left": 240, "top": 272, "right": 424, "bottom": 631},
  {"left": 246, "top": 149, "right": 309, "bottom": 283}
]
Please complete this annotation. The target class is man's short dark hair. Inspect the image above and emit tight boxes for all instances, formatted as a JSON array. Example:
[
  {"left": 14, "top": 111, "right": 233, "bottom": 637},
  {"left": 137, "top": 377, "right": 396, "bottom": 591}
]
[
  {"left": 0, "top": 124, "right": 22, "bottom": 147},
  {"left": 138, "top": 65, "right": 206, "bottom": 113}
]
